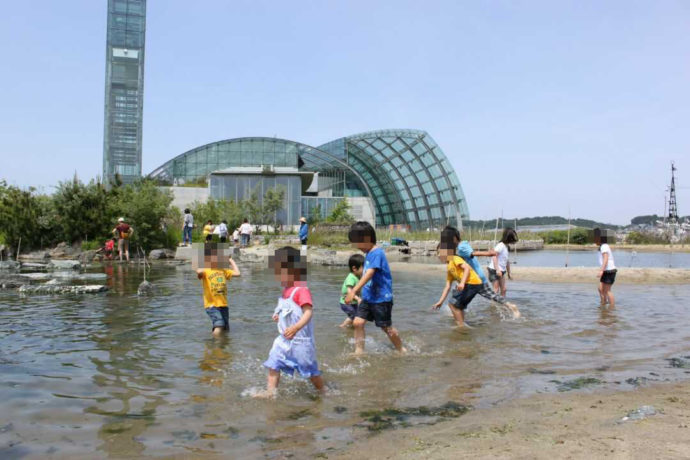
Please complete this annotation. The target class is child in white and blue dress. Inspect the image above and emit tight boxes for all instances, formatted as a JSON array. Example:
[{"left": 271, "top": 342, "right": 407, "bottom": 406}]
[{"left": 259, "top": 246, "right": 324, "bottom": 397}]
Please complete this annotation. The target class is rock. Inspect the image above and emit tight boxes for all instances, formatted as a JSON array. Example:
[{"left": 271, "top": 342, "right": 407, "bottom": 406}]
[
  {"left": 20, "top": 250, "right": 50, "bottom": 261},
  {"left": 0, "top": 261, "right": 20, "bottom": 271},
  {"left": 20, "top": 262, "right": 49, "bottom": 272},
  {"left": 619, "top": 405, "right": 658, "bottom": 423},
  {"left": 45, "top": 279, "right": 60, "bottom": 285},
  {"left": 49, "top": 242, "right": 76, "bottom": 258},
  {"left": 137, "top": 280, "right": 156, "bottom": 296},
  {"left": 18, "top": 284, "right": 108, "bottom": 294},
  {"left": 149, "top": 249, "right": 176, "bottom": 260},
  {"left": 47, "top": 260, "right": 81, "bottom": 271},
  {"left": 78, "top": 250, "right": 99, "bottom": 264}
]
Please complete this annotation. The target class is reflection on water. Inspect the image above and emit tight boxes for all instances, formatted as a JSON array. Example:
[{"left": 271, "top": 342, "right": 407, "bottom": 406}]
[{"left": 0, "top": 261, "right": 689, "bottom": 457}]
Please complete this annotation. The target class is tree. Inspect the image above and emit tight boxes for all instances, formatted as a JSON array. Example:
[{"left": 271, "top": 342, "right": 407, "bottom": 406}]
[
  {"left": 308, "top": 204, "right": 322, "bottom": 226},
  {"left": 262, "top": 186, "right": 285, "bottom": 231},
  {"left": 52, "top": 175, "right": 114, "bottom": 244},
  {"left": 326, "top": 199, "right": 354, "bottom": 224},
  {"left": 0, "top": 182, "right": 44, "bottom": 251}
]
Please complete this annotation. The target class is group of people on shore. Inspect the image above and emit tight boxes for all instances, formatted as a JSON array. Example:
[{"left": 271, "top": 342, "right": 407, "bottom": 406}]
[{"left": 182, "top": 209, "right": 310, "bottom": 248}]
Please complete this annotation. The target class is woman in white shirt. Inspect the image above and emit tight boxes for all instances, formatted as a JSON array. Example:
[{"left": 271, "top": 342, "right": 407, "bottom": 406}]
[
  {"left": 488, "top": 228, "right": 518, "bottom": 297},
  {"left": 594, "top": 228, "right": 617, "bottom": 307}
]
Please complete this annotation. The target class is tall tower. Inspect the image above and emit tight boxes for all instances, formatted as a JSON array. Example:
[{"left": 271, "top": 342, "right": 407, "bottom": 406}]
[
  {"left": 103, "top": 0, "right": 146, "bottom": 185},
  {"left": 668, "top": 162, "right": 678, "bottom": 223}
]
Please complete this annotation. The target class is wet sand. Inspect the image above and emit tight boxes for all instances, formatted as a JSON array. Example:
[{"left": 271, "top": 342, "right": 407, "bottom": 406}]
[
  {"left": 331, "top": 381, "right": 690, "bottom": 459},
  {"left": 390, "top": 263, "right": 690, "bottom": 284}
]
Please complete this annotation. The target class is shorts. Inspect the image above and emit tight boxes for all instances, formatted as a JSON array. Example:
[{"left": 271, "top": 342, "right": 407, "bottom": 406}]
[
  {"left": 340, "top": 302, "right": 357, "bottom": 320},
  {"left": 449, "top": 284, "right": 482, "bottom": 310},
  {"left": 205, "top": 234, "right": 213, "bottom": 242},
  {"left": 488, "top": 268, "right": 506, "bottom": 283},
  {"left": 300, "top": 238, "right": 308, "bottom": 245},
  {"left": 600, "top": 269, "right": 617, "bottom": 285},
  {"left": 220, "top": 236, "right": 227, "bottom": 243},
  {"left": 205, "top": 306, "right": 229, "bottom": 330},
  {"left": 356, "top": 301, "right": 393, "bottom": 328}
]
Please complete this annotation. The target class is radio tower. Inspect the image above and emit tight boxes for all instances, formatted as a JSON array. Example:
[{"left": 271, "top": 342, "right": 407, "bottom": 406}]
[{"left": 668, "top": 162, "right": 678, "bottom": 223}]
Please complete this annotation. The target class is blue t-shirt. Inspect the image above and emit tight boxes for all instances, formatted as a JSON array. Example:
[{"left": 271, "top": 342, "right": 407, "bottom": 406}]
[
  {"left": 456, "top": 241, "right": 488, "bottom": 284},
  {"left": 299, "top": 223, "right": 308, "bottom": 239},
  {"left": 362, "top": 247, "right": 393, "bottom": 303}
]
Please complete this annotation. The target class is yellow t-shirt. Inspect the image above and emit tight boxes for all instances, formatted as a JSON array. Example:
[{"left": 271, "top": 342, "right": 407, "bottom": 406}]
[
  {"left": 446, "top": 256, "right": 482, "bottom": 285},
  {"left": 200, "top": 268, "right": 233, "bottom": 308},
  {"left": 203, "top": 224, "right": 214, "bottom": 237}
]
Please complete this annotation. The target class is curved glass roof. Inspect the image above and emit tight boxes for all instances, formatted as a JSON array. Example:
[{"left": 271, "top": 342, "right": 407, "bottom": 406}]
[
  {"left": 319, "top": 129, "right": 469, "bottom": 229},
  {"left": 149, "top": 130, "right": 469, "bottom": 229}
]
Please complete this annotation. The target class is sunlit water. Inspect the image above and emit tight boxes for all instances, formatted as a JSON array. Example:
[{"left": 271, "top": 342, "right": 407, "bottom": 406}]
[{"left": 1, "top": 262, "right": 689, "bottom": 458}]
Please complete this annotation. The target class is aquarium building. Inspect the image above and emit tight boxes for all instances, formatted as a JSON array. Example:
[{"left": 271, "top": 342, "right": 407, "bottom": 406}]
[{"left": 149, "top": 129, "right": 469, "bottom": 229}]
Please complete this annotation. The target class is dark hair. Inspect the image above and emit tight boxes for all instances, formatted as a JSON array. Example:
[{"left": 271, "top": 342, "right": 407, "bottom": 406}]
[
  {"left": 348, "top": 221, "right": 376, "bottom": 244},
  {"left": 270, "top": 246, "right": 307, "bottom": 280},
  {"left": 222, "top": 219, "right": 227, "bottom": 224},
  {"left": 243, "top": 218, "right": 248, "bottom": 223},
  {"left": 204, "top": 242, "right": 218, "bottom": 256},
  {"left": 348, "top": 253, "right": 365, "bottom": 270},
  {"left": 440, "top": 226, "right": 460, "bottom": 249},
  {"left": 501, "top": 227, "right": 519, "bottom": 245},
  {"left": 184, "top": 208, "right": 190, "bottom": 214},
  {"left": 207, "top": 220, "right": 212, "bottom": 224},
  {"left": 593, "top": 227, "right": 611, "bottom": 244}
]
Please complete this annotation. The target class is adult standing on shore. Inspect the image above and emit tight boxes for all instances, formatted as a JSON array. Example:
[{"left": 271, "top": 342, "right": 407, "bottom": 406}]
[
  {"left": 182, "top": 208, "right": 194, "bottom": 246},
  {"left": 112, "top": 217, "right": 133, "bottom": 262},
  {"left": 239, "top": 218, "right": 253, "bottom": 247},
  {"left": 299, "top": 217, "right": 309, "bottom": 250}
]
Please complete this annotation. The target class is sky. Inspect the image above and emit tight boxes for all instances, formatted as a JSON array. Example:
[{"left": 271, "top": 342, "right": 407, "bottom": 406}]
[{"left": 0, "top": 0, "right": 688, "bottom": 225}]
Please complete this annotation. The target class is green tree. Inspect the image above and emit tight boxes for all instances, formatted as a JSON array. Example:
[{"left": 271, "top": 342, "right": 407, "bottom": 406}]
[
  {"left": 52, "top": 175, "right": 114, "bottom": 244},
  {"left": 111, "top": 180, "right": 176, "bottom": 251},
  {"left": 326, "top": 199, "right": 354, "bottom": 225},
  {"left": 262, "top": 186, "right": 285, "bottom": 231},
  {"left": 0, "top": 181, "right": 44, "bottom": 251},
  {"left": 308, "top": 204, "right": 322, "bottom": 226}
]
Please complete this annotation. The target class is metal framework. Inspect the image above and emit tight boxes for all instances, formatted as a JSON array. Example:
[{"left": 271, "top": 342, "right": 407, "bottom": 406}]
[{"left": 148, "top": 130, "right": 469, "bottom": 229}]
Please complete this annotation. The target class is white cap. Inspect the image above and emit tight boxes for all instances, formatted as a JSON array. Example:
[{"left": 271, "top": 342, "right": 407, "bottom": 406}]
[{"left": 118, "top": 217, "right": 125, "bottom": 222}]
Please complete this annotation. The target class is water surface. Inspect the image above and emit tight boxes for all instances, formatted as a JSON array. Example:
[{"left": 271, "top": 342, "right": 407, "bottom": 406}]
[{"left": 1, "top": 262, "right": 689, "bottom": 458}]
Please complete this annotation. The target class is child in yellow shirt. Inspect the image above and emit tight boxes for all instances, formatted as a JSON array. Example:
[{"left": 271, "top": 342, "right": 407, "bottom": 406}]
[
  {"left": 196, "top": 244, "right": 241, "bottom": 336},
  {"left": 432, "top": 239, "right": 484, "bottom": 329}
]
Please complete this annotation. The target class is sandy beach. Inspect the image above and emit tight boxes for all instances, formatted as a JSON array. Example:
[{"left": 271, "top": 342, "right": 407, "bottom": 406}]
[
  {"left": 389, "top": 262, "right": 690, "bottom": 284},
  {"left": 331, "top": 382, "right": 690, "bottom": 459}
]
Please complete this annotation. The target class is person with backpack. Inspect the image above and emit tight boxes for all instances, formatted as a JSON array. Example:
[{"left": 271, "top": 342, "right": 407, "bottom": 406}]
[{"left": 112, "top": 217, "right": 134, "bottom": 262}]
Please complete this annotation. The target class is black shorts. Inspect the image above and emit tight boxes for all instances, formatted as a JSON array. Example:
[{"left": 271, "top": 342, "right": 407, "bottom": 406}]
[
  {"left": 300, "top": 238, "right": 308, "bottom": 245},
  {"left": 205, "top": 234, "right": 213, "bottom": 242},
  {"left": 449, "top": 284, "right": 482, "bottom": 310},
  {"left": 600, "top": 269, "right": 617, "bottom": 285},
  {"left": 340, "top": 303, "right": 357, "bottom": 320},
  {"left": 356, "top": 301, "right": 393, "bottom": 328},
  {"left": 488, "top": 268, "right": 506, "bottom": 283}
]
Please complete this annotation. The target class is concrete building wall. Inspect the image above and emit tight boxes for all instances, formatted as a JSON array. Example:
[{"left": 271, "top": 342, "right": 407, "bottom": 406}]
[
  {"left": 347, "top": 196, "right": 375, "bottom": 224},
  {"left": 160, "top": 186, "right": 209, "bottom": 211}
]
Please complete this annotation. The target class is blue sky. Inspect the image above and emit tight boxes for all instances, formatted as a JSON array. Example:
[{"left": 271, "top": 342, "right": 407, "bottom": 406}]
[{"left": 0, "top": 0, "right": 688, "bottom": 224}]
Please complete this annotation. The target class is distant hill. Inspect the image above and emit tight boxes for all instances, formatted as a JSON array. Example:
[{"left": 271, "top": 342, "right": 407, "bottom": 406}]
[{"left": 464, "top": 216, "right": 619, "bottom": 230}]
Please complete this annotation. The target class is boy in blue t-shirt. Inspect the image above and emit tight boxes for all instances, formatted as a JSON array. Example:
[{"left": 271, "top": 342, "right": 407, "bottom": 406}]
[
  {"left": 443, "top": 226, "right": 520, "bottom": 318},
  {"left": 345, "top": 221, "right": 406, "bottom": 355}
]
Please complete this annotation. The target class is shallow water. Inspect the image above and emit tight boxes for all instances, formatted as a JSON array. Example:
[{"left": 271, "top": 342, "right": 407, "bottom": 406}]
[{"left": 1, "top": 262, "right": 689, "bottom": 458}]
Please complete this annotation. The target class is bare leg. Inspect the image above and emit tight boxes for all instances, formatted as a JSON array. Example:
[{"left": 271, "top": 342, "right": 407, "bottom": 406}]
[
  {"left": 381, "top": 326, "right": 406, "bottom": 352},
  {"left": 310, "top": 375, "right": 325, "bottom": 393},
  {"left": 505, "top": 301, "right": 521, "bottom": 318},
  {"left": 339, "top": 318, "right": 353, "bottom": 328},
  {"left": 492, "top": 279, "right": 500, "bottom": 295},
  {"left": 603, "top": 284, "right": 615, "bottom": 307},
  {"left": 598, "top": 283, "right": 606, "bottom": 305},
  {"left": 448, "top": 305, "right": 466, "bottom": 328},
  {"left": 267, "top": 369, "right": 280, "bottom": 393},
  {"left": 353, "top": 317, "right": 366, "bottom": 355},
  {"left": 499, "top": 276, "right": 507, "bottom": 297},
  {"left": 212, "top": 326, "right": 224, "bottom": 337}
]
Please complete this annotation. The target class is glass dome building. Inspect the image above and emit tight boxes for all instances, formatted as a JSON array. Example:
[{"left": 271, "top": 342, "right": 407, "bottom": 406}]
[{"left": 149, "top": 129, "right": 469, "bottom": 229}]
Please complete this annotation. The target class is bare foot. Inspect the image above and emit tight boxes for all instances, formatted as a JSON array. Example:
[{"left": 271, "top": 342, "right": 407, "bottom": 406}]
[
  {"left": 252, "top": 389, "right": 276, "bottom": 399},
  {"left": 397, "top": 347, "right": 408, "bottom": 355},
  {"left": 349, "top": 350, "right": 365, "bottom": 358}
]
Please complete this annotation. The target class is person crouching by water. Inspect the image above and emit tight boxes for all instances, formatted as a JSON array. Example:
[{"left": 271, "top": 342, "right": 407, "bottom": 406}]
[
  {"left": 257, "top": 246, "right": 324, "bottom": 398},
  {"left": 112, "top": 217, "right": 133, "bottom": 262},
  {"left": 488, "top": 228, "right": 518, "bottom": 298},
  {"left": 196, "top": 244, "right": 241, "bottom": 337},
  {"left": 299, "top": 217, "right": 308, "bottom": 251},
  {"left": 594, "top": 228, "right": 616, "bottom": 307}
]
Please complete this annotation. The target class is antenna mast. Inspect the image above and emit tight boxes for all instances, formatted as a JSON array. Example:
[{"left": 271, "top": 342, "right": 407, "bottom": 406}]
[{"left": 668, "top": 162, "right": 678, "bottom": 223}]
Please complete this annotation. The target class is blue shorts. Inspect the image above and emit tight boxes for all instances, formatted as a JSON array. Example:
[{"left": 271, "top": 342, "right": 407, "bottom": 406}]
[
  {"left": 205, "top": 306, "right": 229, "bottom": 330},
  {"left": 356, "top": 301, "right": 393, "bottom": 328},
  {"left": 340, "top": 303, "right": 357, "bottom": 320}
]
